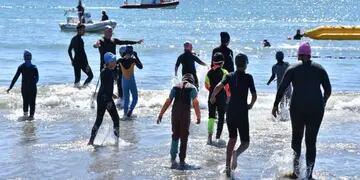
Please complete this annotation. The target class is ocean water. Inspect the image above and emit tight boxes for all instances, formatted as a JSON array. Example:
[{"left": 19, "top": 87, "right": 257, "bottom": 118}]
[{"left": 0, "top": 0, "right": 359, "bottom": 179}]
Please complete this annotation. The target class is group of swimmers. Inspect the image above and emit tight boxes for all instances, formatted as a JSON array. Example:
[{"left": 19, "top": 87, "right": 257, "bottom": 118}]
[{"left": 6, "top": 24, "right": 331, "bottom": 178}]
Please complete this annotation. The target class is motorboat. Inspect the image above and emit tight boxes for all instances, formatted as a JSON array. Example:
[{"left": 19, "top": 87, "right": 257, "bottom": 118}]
[
  {"left": 120, "top": 0, "right": 179, "bottom": 9},
  {"left": 59, "top": 12, "right": 117, "bottom": 33}
]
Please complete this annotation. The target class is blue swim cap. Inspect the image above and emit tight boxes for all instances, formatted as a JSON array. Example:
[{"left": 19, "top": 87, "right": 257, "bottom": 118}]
[
  {"left": 23, "top": 49, "right": 32, "bottom": 61},
  {"left": 104, "top": 52, "right": 116, "bottom": 64}
]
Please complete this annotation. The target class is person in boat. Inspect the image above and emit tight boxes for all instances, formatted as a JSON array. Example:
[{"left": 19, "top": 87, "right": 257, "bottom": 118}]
[
  {"left": 267, "top": 51, "right": 292, "bottom": 109},
  {"left": 101, "top": 10, "right": 109, "bottom": 21},
  {"left": 88, "top": 52, "right": 120, "bottom": 146},
  {"left": 68, "top": 24, "right": 94, "bottom": 88},
  {"left": 210, "top": 53, "right": 257, "bottom": 177},
  {"left": 76, "top": 0, "right": 85, "bottom": 23},
  {"left": 6, "top": 50, "right": 39, "bottom": 120},
  {"left": 263, "top": 39, "right": 271, "bottom": 47},
  {"left": 293, "top": 29, "right": 304, "bottom": 40},
  {"left": 205, "top": 52, "right": 230, "bottom": 145},
  {"left": 157, "top": 73, "right": 201, "bottom": 170},
  {"left": 93, "top": 26, "right": 143, "bottom": 105},
  {"left": 212, "top": 32, "right": 234, "bottom": 73},
  {"left": 272, "top": 43, "right": 331, "bottom": 179},
  {"left": 175, "top": 41, "right": 207, "bottom": 89},
  {"left": 117, "top": 46, "right": 143, "bottom": 118}
]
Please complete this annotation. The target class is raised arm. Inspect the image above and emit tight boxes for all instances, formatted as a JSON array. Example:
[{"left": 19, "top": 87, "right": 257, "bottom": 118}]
[
  {"left": 114, "top": 38, "right": 143, "bottom": 45},
  {"left": 7, "top": 66, "right": 22, "bottom": 92}
]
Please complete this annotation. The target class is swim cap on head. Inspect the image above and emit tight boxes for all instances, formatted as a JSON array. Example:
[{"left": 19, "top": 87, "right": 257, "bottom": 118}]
[
  {"left": 298, "top": 42, "right": 311, "bottom": 56},
  {"left": 23, "top": 49, "right": 32, "bottom": 61},
  {"left": 220, "top": 32, "right": 230, "bottom": 43},
  {"left": 276, "top": 51, "right": 284, "bottom": 60},
  {"left": 125, "top": 46, "right": 133, "bottom": 55},
  {"left": 119, "top": 46, "right": 127, "bottom": 57},
  {"left": 105, "top": 25, "right": 112, "bottom": 30},
  {"left": 235, "top": 53, "right": 248, "bottom": 68},
  {"left": 104, "top": 52, "right": 116, "bottom": 64},
  {"left": 182, "top": 73, "right": 195, "bottom": 85},
  {"left": 213, "top": 52, "right": 224, "bottom": 64},
  {"left": 76, "top": 23, "right": 85, "bottom": 30}
]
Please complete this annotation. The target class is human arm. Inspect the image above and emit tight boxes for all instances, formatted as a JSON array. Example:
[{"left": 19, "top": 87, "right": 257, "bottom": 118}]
[
  {"left": 7, "top": 66, "right": 22, "bottom": 92},
  {"left": 133, "top": 52, "right": 143, "bottom": 69},
  {"left": 248, "top": 75, "right": 257, "bottom": 109},
  {"left": 321, "top": 68, "right": 332, "bottom": 106},
  {"left": 210, "top": 82, "right": 225, "bottom": 104},
  {"left": 68, "top": 39, "right": 74, "bottom": 63},
  {"left": 272, "top": 69, "right": 293, "bottom": 117},
  {"left": 34, "top": 66, "right": 39, "bottom": 84},
  {"left": 192, "top": 97, "right": 201, "bottom": 124},
  {"left": 157, "top": 98, "right": 173, "bottom": 124},
  {"left": 204, "top": 74, "right": 210, "bottom": 91},
  {"left": 114, "top": 38, "right": 143, "bottom": 45},
  {"left": 267, "top": 73, "right": 275, "bottom": 85},
  {"left": 194, "top": 56, "right": 207, "bottom": 66}
]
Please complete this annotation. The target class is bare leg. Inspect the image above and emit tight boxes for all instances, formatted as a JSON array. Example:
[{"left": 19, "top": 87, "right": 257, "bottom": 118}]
[{"left": 231, "top": 141, "right": 249, "bottom": 170}]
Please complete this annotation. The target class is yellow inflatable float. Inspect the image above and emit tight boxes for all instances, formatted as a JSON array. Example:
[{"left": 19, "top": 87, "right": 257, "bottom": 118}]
[{"left": 304, "top": 26, "right": 360, "bottom": 40}]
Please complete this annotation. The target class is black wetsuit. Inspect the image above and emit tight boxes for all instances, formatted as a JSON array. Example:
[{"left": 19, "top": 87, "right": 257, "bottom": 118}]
[
  {"left": 68, "top": 34, "right": 93, "bottom": 85},
  {"left": 97, "top": 38, "right": 138, "bottom": 98},
  {"left": 221, "top": 71, "right": 256, "bottom": 141},
  {"left": 90, "top": 68, "right": 120, "bottom": 142},
  {"left": 9, "top": 63, "right": 39, "bottom": 116},
  {"left": 293, "top": 34, "right": 303, "bottom": 40},
  {"left": 274, "top": 61, "right": 331, "bottom": 174},
  {"left": 212, "top": 45, "right": 234, "bottom": 72},
  {"left": 101, "top": 14, "right": 109, "bottom": 21},
  {"left": 175, "top": 52, "right": 203, "bottom": 88}
]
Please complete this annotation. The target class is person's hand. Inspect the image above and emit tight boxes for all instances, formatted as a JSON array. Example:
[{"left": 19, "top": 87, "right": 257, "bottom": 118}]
[
  {"left": 6, "top": 89, "right": 10, "bottom": 93},
  {"left": 196, "top": 118, "right": 200, "bottom": 124},
  {"left": 157, "top": 115, "right": 162, "bottom": 124},
  {"left": 272, "top": 106, "right": 279, "bottom": 118},
  {"left": 106, "top": 102, "right": 112, "bottom": 110},
  {"left": 248, "top": 103, "right": 253, "bottom": 110},
  {"left": 210, "top": 96, "right": 216, "bottom": 104},
  {"left": 175, "top": 72, "right": 177, "bottom": 77},
  {"left": 93, "top": 40, "right": 101, "bottom": 48},
  {"left": 138, "top": 39, "right": 144, "bottom": 44},
  {"left": 266, "top": 82, "right": 270, "bottom": 86}
]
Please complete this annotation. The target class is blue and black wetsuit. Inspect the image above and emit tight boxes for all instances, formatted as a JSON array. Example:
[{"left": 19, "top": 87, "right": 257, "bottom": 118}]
[
  {"left": 274, "top": 61, "right": 331, "bottom": 177},
  {"left": 221, "top": 71, "right": 256, "bottom": 142},
  {"left": 68, "top": 34, "right": 93, "bottom": 85},
  {"left": 89, "top": 68, "right": 120, "bottom": 143},
  {"left": 118, "top": 55, "right": 143, "bottom": 116},
  {"left": 175, "top": 52, "right": 204, "bottom": 88},
  {"left": 212, "top": 45, "right": 234, "bottom": 73},
  {"left": 8, "top": 62, "right": 39, "bottom": 116}
]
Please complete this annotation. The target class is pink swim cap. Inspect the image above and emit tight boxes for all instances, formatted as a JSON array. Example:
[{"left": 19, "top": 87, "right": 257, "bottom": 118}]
[{"left": 298, "top": 42, "right": 311, "bottom": 56}]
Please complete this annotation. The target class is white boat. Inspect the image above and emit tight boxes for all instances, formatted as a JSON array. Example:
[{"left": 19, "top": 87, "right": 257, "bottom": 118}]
[{"left": 59, "top": 12, "right": 117, "bottom": 33}]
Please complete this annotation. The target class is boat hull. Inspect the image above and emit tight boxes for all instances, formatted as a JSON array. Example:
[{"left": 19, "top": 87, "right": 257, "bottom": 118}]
[
  {"left": 120, "top": 1, "right": 179, "bottom": 9},
  {"left": 304, "top": 26, "right": 360, "bottom": 40},
  {"left": 59, "top": 20, "right": 117, "bottom": 33}
]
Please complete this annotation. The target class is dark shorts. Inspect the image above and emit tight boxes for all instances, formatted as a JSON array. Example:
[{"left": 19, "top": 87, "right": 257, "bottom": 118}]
[{"left": 226, "top": 111, "right": 249, "bottom": 142}]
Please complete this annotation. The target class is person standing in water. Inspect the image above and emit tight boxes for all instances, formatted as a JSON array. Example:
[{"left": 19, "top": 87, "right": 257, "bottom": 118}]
[
  {"left": 205, "top": 52, "right": 230, "bottom": 145},
  {"left": 88, "top": 52, "right": 120, "bottom": 146},
  {"left": 117, "top": 46, "right": 143, "bottom": 118},
  {"left": 272, "top": 43, "right": 331, "bottom": 179},
  {"left": 211, "top": 53, "right": 257, "bottom": 177},
  {"left": 157, "top": 73, "right": 201, "bottom": 170},
  {"left": 93, "top": 26, "right": 143, "bottom": 105},
  {"left": 267, "top": 51, "right": 292, "bottom": 110},
  {"left": 68, "top": 24, "right": 93, "bottom": 88},
  {"left": 175, "top": 41, "right": 207, "bottom": 89},
  {"left": 6, "top": 50, "right": 39, "bottom": 120},
  {"left": 101, "top": 10, "right": 109, "bottom": 21},
  {"left": 293, "top": 29, "right": 304, "bottom": 40},
  {"left": 212, "top": 32, "right": 234, "bottom": 73},
  {"left": 76, "top": 0, "right": 85, "bottom": 23}
]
